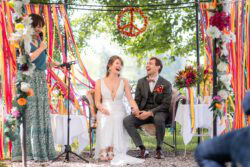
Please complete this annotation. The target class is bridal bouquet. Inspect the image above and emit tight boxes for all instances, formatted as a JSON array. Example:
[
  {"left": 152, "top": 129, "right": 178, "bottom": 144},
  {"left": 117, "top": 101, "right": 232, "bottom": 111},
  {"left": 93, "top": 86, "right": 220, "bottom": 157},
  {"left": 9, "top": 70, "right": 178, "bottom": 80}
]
[{"left": 174, "top": 66, "right": 199, "bottom": 89}]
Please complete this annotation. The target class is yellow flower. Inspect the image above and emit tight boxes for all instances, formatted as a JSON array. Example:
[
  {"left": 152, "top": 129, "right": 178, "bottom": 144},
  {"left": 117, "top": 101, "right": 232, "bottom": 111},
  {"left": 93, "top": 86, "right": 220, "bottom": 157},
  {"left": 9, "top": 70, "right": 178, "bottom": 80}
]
[
  {"left": 8, "top": 1, "right": 14, "bottom": 9},
  {"left": 15, "top": 23, "right": 24, "bottom": 30},
  {"left": 13, "top": 42, "right": 20, "bottom": 48}
]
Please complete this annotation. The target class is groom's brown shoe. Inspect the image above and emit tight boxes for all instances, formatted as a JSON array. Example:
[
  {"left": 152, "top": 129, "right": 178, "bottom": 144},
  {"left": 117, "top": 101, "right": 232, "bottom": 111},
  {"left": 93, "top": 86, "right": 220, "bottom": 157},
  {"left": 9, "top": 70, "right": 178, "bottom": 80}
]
[
  {"left": 136, "top": 149, "right": 149, "bottom": 158},
  {"left": 155, "top": 149, "right": 164, "bottom": 159}
]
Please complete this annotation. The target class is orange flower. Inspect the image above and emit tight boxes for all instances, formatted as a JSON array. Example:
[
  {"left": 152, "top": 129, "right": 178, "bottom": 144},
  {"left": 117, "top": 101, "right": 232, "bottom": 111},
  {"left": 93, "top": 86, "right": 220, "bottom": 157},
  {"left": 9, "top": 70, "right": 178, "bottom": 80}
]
[
  {"left": 27, "top": 89, "right": 34, "bottom": 96},
  {"left": 17, "top": 98, "right": 27, "bottom": 106},
  {"left": 215, "top": 103, "right": 223, "bottom": 109}
]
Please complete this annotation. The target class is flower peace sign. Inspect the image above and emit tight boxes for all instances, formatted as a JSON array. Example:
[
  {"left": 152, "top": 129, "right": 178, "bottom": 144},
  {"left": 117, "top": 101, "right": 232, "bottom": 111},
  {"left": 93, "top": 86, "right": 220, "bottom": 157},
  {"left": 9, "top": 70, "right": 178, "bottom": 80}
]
[{"left": 117, "top": 7, "right": 148, "bottom": 37}]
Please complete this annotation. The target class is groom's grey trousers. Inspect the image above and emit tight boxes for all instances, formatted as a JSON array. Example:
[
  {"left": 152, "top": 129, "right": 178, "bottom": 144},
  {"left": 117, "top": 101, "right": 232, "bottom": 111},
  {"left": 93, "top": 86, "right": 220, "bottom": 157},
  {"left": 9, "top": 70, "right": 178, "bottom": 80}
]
[{"left": 123, "top": 112, "right": 167, "bottom": 148}]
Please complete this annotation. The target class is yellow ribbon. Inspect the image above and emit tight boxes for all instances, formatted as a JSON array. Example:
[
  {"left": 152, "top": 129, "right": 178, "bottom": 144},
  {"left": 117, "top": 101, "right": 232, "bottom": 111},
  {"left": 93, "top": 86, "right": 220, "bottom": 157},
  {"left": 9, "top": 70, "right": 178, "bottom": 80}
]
[{"left": 188, "top": 87, "right": 195, "bottom": 132}]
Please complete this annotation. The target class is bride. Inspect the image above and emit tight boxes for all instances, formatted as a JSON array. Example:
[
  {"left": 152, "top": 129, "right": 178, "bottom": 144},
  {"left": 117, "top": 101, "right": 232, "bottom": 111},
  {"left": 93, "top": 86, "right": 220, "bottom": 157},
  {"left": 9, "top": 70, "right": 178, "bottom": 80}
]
[{"left": 94, "top": 55, "right": 144, "bottom": 165}]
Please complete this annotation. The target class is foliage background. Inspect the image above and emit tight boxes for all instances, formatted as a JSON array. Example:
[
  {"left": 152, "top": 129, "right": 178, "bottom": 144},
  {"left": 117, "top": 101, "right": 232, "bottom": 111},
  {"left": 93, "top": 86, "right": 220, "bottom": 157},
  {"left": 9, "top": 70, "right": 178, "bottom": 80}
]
[{"left": 59, "top": 0, "right": 205, "bottom": 65}]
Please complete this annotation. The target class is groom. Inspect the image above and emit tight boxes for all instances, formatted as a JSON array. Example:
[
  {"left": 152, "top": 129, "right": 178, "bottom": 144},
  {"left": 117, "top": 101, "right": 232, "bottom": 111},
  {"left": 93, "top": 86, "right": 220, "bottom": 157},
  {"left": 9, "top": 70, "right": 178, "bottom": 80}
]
[{"left": 124, "top": 57, "right": 172, "bottom": 159}]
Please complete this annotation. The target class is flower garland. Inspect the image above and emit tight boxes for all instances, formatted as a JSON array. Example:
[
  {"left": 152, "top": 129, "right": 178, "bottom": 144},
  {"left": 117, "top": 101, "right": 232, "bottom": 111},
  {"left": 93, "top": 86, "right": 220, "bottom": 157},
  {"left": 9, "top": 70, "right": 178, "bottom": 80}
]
[
  {"left": 117, "top": 7, "right": 148, "bottom": 37},
  {"left": 4, "top": 0, "right": 34, "bottom": 141},
  {"left": 206, "top": 0, "right": 235, "bottom": 117},
  {"left": 210, "top": 95, "right": 224, "bottom": 118}
]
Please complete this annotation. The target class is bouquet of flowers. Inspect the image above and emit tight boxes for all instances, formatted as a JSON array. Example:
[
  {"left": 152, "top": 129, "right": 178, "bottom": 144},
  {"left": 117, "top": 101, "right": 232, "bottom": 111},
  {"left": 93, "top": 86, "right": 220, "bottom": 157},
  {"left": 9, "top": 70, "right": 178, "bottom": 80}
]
[{"left": 174, "top": 66, "right": 199, "bottom": 89}]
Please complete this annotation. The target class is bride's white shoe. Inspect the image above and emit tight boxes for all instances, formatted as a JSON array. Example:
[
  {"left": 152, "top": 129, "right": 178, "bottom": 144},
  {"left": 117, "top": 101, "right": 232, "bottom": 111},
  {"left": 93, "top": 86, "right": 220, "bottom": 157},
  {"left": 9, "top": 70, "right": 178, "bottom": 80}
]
[
  {"left": 99, "top": 152, "right": 109, "bottom": 162},
  {"left": 107, "top": 151, "right": 114, "bottom": 160}
]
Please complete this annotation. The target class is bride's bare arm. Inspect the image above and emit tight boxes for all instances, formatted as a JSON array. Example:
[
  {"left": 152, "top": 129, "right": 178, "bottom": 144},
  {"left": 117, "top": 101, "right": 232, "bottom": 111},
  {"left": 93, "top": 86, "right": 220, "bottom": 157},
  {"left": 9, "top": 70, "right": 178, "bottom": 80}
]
[
  {"left": 124, "top": 79, "right": 140, "bottom": 115},
  {"left": 95, "top": 80, "right": 109, "bottom": 115}
]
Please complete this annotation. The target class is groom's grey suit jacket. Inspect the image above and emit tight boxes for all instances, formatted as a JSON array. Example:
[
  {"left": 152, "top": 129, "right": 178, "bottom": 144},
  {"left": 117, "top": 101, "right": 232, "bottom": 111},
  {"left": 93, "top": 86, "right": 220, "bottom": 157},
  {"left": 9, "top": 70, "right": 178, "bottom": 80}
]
[{"left": 134, "top": 76, "right": 172, "bottom": 115}]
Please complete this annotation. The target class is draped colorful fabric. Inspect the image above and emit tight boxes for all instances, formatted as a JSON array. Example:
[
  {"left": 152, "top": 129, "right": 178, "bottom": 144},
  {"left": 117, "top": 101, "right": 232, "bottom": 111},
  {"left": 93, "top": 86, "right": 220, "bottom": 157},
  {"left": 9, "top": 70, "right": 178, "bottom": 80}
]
[
  {"left": 188, "top": 87, "right": 195, "bottom": 132},
  {"left": 0, "top": 2, "right": 95, "bottom": 159},
  {"left": 200, "top": 0, "right": 250, "bottom": 129}
]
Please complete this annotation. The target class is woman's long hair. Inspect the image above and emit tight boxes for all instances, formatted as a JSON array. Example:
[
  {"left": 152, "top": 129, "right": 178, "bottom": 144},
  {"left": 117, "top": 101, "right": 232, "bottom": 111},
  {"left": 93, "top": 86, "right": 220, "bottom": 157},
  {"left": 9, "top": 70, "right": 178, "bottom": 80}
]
[{"left": 106, "top": 55, "right": 124, "bottom": 77}]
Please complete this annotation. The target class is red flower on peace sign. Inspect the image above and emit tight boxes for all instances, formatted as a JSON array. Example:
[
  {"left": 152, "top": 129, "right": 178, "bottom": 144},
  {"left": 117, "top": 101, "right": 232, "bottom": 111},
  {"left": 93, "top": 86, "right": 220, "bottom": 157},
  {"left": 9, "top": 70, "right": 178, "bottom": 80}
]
[{"left": 117, "top": 7, "right": 148, "bottom": 37}]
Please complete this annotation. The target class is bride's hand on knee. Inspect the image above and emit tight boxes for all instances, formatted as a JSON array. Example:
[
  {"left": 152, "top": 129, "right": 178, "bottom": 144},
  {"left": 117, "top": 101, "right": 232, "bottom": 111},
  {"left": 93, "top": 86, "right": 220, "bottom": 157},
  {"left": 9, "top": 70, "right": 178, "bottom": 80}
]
[
  {"left": 101, "top": 108, "right": 110, "bottom": 115},
  {"left": 131, "top": 107, "right": 140, "bottom": 116}
]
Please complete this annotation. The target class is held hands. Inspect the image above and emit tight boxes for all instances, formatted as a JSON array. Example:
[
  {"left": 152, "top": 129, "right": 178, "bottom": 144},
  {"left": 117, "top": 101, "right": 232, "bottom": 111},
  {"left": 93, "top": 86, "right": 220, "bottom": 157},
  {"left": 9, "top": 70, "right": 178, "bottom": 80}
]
[
  {"left": 136, "top": 111, "right": 153, "bottom": 120},
  {"left": 131, "top": 107, "right": 140, "bottom": 117},
  {"left": 100, "top": 107, "right": 110, "bottom": 116}
]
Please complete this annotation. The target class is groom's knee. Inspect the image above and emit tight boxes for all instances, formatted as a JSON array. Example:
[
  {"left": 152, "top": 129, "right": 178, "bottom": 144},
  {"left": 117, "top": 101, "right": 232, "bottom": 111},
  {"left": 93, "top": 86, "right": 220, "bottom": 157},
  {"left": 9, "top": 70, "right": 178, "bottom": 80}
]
[
  {"left": 123, "top": 116, "right": 133, "bottom": 128},
  {"left": 154, "top": 115, "right": 165, "bottom": 126}
]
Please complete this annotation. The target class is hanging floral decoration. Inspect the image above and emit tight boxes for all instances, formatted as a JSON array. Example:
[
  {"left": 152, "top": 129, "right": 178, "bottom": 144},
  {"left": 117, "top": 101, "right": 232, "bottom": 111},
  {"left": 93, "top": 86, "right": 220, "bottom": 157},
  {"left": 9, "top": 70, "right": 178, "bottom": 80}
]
[
  {"left": 206, "top": 0, "right": 235, "bottom": 117},
  {"left": 4, "top": 0, "right": 34, "bottom": 141},
  {"left": 210, "top": 95, "right": 224, "bottom": 118},
  {"left": 117, "top": 7, "right": 148, "bottom": 37}
]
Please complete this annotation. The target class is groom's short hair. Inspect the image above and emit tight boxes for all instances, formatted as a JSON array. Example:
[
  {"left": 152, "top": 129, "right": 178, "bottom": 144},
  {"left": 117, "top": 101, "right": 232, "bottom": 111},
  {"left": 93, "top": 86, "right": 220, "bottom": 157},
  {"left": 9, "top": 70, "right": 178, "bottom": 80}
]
[{"left": 150, "top": 57, "right": 163, "bottom": 73}]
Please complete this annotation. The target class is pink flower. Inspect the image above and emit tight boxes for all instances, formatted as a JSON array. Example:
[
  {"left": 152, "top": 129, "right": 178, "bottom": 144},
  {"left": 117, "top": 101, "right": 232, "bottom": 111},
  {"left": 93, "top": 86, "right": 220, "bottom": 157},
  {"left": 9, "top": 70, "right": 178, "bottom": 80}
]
[
  {"left": 11, "top": 108, "right": 20, "bottom": 118},
  {"left": 210, "top": 12, "right": 230, "bottom": 31},
  {"left": 4, "top": 117, "right": 7, "bottom": 123},
  {"left": 213, "top": 95, "right": 222, "bottom": 102}
]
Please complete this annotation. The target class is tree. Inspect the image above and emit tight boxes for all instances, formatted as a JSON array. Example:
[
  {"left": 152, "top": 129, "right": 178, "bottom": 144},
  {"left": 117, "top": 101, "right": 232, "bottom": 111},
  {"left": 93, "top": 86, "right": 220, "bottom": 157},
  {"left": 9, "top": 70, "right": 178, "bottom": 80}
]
[
  {"left": 32, "top": 0, "right": 204, "bottom": 64},
  {"left": 70, "top": 0, "right": 204, "bottom": 64}
]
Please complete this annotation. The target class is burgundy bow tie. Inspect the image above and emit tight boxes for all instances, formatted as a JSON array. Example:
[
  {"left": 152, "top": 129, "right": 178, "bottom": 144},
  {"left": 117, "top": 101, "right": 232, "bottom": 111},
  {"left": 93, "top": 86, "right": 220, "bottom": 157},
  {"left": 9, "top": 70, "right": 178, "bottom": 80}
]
[{"left": 147, "top": 78, "right": 155, "bottom": 83}]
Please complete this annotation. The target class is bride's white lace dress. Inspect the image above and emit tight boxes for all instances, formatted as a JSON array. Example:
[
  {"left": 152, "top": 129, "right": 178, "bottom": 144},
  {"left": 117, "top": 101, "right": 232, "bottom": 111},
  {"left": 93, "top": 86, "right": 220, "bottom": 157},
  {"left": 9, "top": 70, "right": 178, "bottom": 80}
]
[{"left": 94, "top": 79, "right": 144, "bottom": 165}]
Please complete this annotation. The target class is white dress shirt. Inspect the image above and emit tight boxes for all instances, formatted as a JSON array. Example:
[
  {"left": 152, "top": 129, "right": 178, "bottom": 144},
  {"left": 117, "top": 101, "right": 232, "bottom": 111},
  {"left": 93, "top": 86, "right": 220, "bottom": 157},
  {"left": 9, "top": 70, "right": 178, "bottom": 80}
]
[{"left": 148, "top": 75, "right": 159, "bottom": 92}]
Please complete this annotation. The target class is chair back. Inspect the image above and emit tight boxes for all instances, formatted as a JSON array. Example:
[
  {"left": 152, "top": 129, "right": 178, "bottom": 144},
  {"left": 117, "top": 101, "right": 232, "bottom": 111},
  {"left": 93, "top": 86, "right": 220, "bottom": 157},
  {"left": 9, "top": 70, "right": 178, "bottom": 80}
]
[
  {"left": 86, "top": 90, "right": 98, "bottom": 114},
  {"left": 166, "top": 89, "right": 185, "bottom": 126}
]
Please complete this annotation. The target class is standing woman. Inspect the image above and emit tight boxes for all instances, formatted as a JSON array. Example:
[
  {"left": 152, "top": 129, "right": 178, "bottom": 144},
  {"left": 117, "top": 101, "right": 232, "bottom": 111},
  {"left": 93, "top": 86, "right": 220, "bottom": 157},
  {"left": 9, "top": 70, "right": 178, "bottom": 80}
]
[{"left": 12, "top": 14, "right": 58, "bottom": 162}]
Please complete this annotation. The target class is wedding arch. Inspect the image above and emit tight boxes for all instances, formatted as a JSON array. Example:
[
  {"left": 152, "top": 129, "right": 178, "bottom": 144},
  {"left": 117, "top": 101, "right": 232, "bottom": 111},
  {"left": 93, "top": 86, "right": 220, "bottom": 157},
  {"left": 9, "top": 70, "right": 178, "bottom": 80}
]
[{"left": 0, "top": 0, "right": 249, "bottom": 162}]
